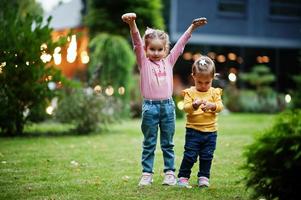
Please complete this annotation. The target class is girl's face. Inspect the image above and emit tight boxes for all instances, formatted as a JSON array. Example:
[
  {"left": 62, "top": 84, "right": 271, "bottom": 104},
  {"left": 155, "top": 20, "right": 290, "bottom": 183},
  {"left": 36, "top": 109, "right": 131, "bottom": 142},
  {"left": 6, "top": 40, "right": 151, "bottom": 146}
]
[
  {"left": 192, "top": 73, "right": 213, "bottom": 92},
  {"left": 145, "top": 39, "right": 166, "bottom": 62}
]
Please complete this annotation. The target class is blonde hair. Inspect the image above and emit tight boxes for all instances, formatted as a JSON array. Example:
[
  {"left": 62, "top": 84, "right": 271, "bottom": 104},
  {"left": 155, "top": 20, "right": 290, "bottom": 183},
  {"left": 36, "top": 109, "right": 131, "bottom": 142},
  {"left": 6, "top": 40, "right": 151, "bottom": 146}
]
[
  {"left": 192, "top": 56, "right": 216, "bottom": 78},
  {"left": 143, "top": 27, "right": 170, "bottom": 53}
]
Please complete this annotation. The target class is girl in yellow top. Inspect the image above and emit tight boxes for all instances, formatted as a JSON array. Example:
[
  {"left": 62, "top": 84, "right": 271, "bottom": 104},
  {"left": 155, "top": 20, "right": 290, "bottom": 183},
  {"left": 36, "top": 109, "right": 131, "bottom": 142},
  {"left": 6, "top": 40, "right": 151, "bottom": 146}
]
[{"left": 177, "top": 56, "right": 223, "bottom": 188}]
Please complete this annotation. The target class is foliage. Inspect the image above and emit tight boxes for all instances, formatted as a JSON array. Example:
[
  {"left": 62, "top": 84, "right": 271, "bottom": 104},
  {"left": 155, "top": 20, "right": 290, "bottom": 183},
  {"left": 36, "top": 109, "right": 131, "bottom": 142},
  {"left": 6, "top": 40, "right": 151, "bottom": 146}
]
[
  {"left": 240, "top": 64, "right": 276, "bottom": 104},
  {"left": 243, "top": 110, "right": 301, "bottom": 200},
  {"left": 84, "top": 0, "right": 165, "bottom": 37},
  {"left": 240, "top": 65, "right": 276, "bottom": 92},
  {"left": 173, "top": 95, "right": 184, "bottom": 119},
  {"left": 291, "top": 74, "right": 301, "bottom": 109},
  {"left": 128, "top": 73, "right": 143, "bottom": 118},
  {"left": 224, "top": 65, "right": 286, "bottom": 113},
  {"left": 223, "top": 83, "right": 241, "bottom": 112},
  {"left": 55, "top": 87, "right": 123, "bottom": 133},
  {"left": 17, "top": 0, "right": 43, "bottom": 18},
  {"left": 0, "top": 0, "right": 64, "bottom": 136},
  {"left": 88, "top": 33, "right": 135, "bottom": 116},
  {"left": 224, "top": 88, "right": 285, "bottom": 113}
]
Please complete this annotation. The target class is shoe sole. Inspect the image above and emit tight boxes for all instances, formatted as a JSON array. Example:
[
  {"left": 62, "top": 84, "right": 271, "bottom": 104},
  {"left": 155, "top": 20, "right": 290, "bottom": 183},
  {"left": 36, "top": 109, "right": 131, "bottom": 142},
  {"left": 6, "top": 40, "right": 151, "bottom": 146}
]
[
  {"left": 162, "top": 182, "right": 177, "bottom": 186},
  {"left": 138, "top": 180, "right": 153, "bottom": 186}
]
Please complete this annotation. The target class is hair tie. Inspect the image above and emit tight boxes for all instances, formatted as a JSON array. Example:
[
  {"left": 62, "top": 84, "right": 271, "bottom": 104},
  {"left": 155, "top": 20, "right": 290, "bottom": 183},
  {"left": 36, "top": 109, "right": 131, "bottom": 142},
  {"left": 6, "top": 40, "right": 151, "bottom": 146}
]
[
  {"left": 199, "top": 59, "right": 206, "bottom": 66},
  {"left": 145, "top": 27, "right": 154, "bottom": 35}
]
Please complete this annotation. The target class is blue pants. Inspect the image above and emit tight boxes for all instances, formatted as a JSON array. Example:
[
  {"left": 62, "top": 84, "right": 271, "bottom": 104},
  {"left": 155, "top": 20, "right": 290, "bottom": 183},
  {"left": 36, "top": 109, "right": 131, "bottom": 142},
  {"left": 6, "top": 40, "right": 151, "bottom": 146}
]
[
  {"left": 141, "top": 98, "right": 175, "bottom": 173},
  {"left": 178, "top": 128, "right": 217, "bottom": 179}
]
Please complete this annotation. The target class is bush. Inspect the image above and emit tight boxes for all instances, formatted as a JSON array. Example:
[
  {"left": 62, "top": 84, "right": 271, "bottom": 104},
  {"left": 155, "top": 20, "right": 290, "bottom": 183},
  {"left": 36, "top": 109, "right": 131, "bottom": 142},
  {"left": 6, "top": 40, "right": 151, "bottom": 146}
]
[
  {"left": 54, "top": 88, "right": 123, "bottom": 134},
  {"left": 0, "top": 1, "right": 64, "bottom": 136},
  {"left": 224, "top": 86, "right": 286, "bottom": 113},
  {"left": 243, "top": 110, "right": 301, "bottom": 200}
]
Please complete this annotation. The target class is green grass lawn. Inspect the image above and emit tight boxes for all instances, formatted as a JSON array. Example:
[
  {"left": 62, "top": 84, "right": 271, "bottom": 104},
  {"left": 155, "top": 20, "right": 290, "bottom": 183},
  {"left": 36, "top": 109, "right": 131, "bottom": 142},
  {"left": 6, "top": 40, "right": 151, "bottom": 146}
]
[{"left": 0, "top": 113, "right": 275, "bottom": 200}]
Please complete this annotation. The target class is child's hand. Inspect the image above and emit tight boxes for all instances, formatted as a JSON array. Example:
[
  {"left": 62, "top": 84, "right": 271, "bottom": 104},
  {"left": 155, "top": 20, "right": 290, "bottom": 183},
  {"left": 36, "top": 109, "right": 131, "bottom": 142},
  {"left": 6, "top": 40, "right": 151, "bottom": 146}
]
[
  {"left": 200, "top": 100, "right": 216, "bottom": 112},
  {"left": 192, "top": 17, "right": 207, "bottom": 27},
  {"left": 192, "top": 98, "right": 202, "bottom": 110},
  {"left": 121, "top": 13, "right": 136, "bottom": 24}
]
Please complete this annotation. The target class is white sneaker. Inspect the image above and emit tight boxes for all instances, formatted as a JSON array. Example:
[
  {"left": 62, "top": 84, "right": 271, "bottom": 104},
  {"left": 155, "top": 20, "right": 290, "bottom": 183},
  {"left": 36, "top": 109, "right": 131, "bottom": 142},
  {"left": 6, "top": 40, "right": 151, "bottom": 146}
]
[
  {"left": 198, "top": 176, "right": 210, "bottom": 187},
  {"left": 138, "top": 172, "right": 153, "bottom": 186},
  {"left": 162, "top": 170, "right": 177, "bottom": 186}
]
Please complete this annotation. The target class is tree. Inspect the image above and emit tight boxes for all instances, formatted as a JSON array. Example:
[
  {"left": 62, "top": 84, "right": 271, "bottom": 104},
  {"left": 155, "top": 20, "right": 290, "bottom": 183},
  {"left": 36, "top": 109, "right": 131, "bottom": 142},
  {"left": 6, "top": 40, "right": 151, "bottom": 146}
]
[
  {"left": 84, "top": 0, "right": 165, "bottom": 37},
  {"left": 240, "top": 65, "right": 276, "bottom": 100},
  {"left": 0, "top": 0, "right": 63, "bottom": 136},
  {"left": 88, "top": 33, "right": 135, "bottom": 115}
]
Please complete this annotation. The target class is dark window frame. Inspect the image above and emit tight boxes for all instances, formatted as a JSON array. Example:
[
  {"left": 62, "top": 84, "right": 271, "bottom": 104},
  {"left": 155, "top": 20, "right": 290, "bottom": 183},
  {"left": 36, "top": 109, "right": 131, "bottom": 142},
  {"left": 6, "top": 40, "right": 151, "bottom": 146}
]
[
  {"left": 269, "top": 0, "right": 301, "bottom": 21},
  {"left": 217, "top": 0, "right": 247, "bottom": 19}
]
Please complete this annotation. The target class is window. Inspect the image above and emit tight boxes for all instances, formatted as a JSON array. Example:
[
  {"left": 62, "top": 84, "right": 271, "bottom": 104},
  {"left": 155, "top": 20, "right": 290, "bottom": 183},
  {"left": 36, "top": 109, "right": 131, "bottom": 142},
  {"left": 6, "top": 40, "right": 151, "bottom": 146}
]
[
  {"left": 218, "top": 0, "right": 247, "bottom": 17},
  {"left": 270, "top": 0, "right": 301, "bottom": 20}
]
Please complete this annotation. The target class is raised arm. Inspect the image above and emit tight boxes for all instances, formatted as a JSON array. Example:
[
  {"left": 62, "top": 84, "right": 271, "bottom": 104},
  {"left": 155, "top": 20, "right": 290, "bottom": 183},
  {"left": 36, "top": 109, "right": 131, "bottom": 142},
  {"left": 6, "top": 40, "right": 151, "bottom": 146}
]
[
  {"left": 167, "top": 17, "right": 208, "bottom": 66},
  {"left": 121, "top": 13, "right": 139, "bottom": 33},
  {"left": 186, "top": 17, "right": 207, "bottom": 35},
  {"left": 122, "top": 12, "right": 146, "bottom": 69}
]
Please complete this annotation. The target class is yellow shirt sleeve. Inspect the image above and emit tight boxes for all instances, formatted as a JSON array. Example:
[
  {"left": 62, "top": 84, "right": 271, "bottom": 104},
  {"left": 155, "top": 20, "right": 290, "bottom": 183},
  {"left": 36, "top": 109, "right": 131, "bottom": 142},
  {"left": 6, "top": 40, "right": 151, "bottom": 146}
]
[
  {"left": 183, "top": 88, "right": 195, "bottom": 114},
  {"left": 212, "top": 88, "right": 224, "bottom": 113}
]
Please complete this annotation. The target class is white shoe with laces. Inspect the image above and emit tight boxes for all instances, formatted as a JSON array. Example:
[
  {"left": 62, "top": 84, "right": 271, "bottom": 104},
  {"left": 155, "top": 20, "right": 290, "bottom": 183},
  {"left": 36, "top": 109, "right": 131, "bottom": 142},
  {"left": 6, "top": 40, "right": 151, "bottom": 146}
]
[
  {"left": 138, "top": 172, "right": 153, "bottom": 186},
  {"left": 162, "top": 170, "right": 177, "bottom": 186},
  {"left": 198, "top": 176, "right": 210, "bottom": 187}
]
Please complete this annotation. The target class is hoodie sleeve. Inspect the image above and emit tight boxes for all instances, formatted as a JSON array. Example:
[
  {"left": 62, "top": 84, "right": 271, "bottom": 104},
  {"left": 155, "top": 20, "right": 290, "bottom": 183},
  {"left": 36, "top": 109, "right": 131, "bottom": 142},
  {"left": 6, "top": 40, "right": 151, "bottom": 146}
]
[
  {"left": 130, "top": 31, "right": 145, "bottom": 70},
  {"left": 167, "top": 31, "right": 191, "bottom": 67}
]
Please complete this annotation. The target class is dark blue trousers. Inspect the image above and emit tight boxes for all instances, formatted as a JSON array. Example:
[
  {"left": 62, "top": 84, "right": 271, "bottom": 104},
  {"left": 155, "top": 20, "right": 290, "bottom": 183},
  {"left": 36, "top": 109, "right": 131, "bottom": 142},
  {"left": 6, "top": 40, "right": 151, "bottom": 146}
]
[{"left": 178, "top": 128, "right": 217, "bottom": 179}]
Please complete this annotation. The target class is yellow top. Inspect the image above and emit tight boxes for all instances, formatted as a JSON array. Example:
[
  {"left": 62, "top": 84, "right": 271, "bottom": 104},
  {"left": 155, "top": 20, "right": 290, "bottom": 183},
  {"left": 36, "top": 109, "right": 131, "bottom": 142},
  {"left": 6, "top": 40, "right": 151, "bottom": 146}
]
[{"left": 183, "top": 87, "right": 223, "bottom": 132}]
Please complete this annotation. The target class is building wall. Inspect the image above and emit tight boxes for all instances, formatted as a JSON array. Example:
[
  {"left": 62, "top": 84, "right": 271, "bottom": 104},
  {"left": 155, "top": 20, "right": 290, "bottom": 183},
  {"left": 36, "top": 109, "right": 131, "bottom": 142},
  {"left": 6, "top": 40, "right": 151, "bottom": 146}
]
[
  {"left": 170, "top": 0, "right": 301, "bottom": 48},
  {"left": 168, "top": 0, "right": 301, "bottom": 93}
]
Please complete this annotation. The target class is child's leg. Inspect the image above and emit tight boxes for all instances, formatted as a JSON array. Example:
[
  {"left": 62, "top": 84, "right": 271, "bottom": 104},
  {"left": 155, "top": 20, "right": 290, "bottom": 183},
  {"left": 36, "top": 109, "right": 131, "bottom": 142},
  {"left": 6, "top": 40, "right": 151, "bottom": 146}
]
[
  {"left": 159, "top": 101, "right": 176, "bottom": 172},
  {"left": 178, "top": 128, "right": 200, "bottom": 179},
  {"left": 141, "top": 102, "right": 160, "bottom": 173},
  {"left": 198, "top": 133, "right": 217, "bottom": 181}
]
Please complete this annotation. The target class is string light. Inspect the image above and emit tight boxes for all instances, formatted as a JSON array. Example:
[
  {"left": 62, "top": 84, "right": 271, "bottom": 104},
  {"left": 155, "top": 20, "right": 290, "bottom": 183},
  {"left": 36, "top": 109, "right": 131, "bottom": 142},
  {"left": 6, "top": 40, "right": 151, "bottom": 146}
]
[
  {"left": 94, "top": 85, "right": 102, "bottom": 93},
  {"left": 227, "top": 53, "right": 237, "bottom": 61},
  {"left": 105, "top": 86, "right": 114, "bottom": 96},
  {"left": 40, "top": 43, "right": 47, "bottom": 51},
  {"left": 80, "top": 51, "right": 89, "bottom": 64},
  {"left": 53, "top": 47, "right": 62, "bottom": 65},
  {"left": 46, "top": 106, "right": 54, "bottom": 115},
  {"left": 40, "top": 52, "right": 52, "bottom": 63},
  {"left": 285, "top": 94, "right": 291, "bottom": 103},
  {"left": 183, "top": 52, "right": 192, "bottom": 60},
  {"left": 118, "top": 87, "right": 125, "bottom": 95},
  {"left": 67, "top": 35, "right": 77, "bottom": 63},
  {"left": 228, "top": 73, "right": 237, "bottom": 82},
  {"left": 217, "top": 55, "right": 226, "bottom": 63}
]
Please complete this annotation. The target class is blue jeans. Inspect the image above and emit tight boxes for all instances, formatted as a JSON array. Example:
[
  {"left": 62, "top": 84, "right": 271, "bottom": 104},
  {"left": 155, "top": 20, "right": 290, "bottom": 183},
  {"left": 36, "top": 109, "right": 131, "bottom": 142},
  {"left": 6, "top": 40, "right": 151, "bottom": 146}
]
[
  {"left": 178, "top": 128, "right": 217, "bottom": 179},
  {"left": 141, "top": 98, "right": 175, "bottom": 173}
]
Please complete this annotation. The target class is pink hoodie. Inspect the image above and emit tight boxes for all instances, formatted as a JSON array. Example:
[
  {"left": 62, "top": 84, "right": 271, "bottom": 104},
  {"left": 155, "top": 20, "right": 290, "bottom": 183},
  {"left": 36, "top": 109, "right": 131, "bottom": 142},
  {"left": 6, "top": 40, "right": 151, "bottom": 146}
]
[{"left": 131, "top": 30, "right": 191, "bottom": 100}]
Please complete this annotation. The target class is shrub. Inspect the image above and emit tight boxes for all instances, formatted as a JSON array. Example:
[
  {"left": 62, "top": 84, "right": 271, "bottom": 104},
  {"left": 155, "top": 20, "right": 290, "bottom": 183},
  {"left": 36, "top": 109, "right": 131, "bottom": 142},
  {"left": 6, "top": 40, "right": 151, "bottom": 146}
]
[
  {"left": 0, "top": 0, "right": 64, "bottom": 136},
  {"left": 243, "top": 110, "right": 301, "bottom": 200},
  {"left": 224, "top": 86, "right": 286, "bottom": 113},
  {"left": 55, "top": 88, "right": 123, "bottom": 134}
]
